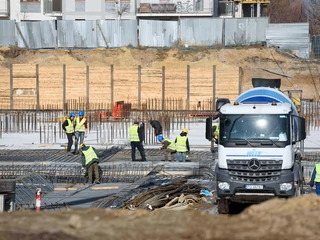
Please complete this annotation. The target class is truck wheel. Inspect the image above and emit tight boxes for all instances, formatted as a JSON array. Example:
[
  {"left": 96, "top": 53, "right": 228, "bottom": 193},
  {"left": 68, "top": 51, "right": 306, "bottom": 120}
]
[
  {"left": 300, "top": 180, "right": 305, "bottom": 195},
  {"left": 217, "top": 198, "right": 229, "bottom": 214},
  {"left": 294, "top": 181, "right": 302, "bottom": 197}
]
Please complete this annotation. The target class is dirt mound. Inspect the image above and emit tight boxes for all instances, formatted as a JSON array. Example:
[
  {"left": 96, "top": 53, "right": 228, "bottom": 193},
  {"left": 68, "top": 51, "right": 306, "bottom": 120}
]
[{"left": 1, "top": 194, "right": 319, "bottom": 240}]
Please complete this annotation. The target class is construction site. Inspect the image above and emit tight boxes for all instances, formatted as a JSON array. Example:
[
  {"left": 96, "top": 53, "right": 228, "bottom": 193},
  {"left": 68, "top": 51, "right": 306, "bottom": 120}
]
[{"left": 1, "top": 46, "right": 320, "bottom": 239}]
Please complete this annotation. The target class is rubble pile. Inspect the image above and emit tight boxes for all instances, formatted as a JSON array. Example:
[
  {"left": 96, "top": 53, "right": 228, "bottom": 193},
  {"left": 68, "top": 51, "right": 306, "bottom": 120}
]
[{"left": 124, "top": 178, "right": 212, "bottom": 211}]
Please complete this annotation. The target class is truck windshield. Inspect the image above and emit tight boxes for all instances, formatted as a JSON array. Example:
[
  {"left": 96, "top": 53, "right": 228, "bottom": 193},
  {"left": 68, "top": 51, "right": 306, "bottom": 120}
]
[{"left": 220, "top": 114, "right": 289, "bottom": 143}]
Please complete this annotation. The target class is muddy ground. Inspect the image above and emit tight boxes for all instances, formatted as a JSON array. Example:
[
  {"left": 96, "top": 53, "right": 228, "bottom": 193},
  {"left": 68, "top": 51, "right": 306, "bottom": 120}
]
[{"left": 0, "top": 194, "right": 319, "bottom": 240}]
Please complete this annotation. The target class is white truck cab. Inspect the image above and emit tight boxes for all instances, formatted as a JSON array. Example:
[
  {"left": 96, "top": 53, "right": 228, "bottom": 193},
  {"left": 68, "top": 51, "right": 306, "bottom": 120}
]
[{"left": 206, "top": 79, "right": 306, "bottom": 214}]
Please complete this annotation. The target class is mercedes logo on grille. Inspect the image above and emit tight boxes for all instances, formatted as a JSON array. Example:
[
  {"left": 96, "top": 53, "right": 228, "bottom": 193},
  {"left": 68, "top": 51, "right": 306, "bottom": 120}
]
[{"left": 248, "top": 158, "right": 261, "bottom": 171}]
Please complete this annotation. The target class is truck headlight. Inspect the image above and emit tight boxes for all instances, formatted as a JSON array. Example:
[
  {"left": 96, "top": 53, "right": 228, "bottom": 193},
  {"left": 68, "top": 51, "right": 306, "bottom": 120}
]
[
  {"left": 280, "top": 183, "right": 292, "bottom": 191},
  {"left": 218, "top": 182, "right": 230, "bottom": 190}
]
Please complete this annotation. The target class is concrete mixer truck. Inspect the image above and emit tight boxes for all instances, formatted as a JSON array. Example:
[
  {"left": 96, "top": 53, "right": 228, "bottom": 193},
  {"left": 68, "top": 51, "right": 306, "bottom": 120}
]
[{"left": 206, "top": 78, "right": 306, "bottom": 214}]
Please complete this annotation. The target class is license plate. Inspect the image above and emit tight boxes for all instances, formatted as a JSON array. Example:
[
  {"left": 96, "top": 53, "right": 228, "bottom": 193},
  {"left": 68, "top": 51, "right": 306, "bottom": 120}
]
[{"left": 245, "top": 185, "right": 263, "bottom": 190}]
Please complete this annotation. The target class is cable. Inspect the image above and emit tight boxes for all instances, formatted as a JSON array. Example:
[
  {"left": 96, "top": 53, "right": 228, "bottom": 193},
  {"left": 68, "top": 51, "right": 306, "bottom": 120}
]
[
  {"left": 306, "top": 60, "right": 320, "bottom": 98},
  {"left": 268, "top": 47, "right": 295, "bottom": 89}
]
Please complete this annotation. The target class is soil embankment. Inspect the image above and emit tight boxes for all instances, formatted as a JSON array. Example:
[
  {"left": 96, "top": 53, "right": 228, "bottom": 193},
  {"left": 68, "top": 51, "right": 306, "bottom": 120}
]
[{"left": 0, "top": 194, "right": 319, "bottom": 240}]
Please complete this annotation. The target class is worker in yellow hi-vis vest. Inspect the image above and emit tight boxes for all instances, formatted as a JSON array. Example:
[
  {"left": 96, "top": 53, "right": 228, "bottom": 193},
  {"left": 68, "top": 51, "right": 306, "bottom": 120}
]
[
  {"left": 158, "top": 135, "right": 176, "bottom": 161},
  {"left": 62, "top": 112, "right": 76, "bottom": 155},
  {"left": 74, "top": 110, "right": 88, "bottom": 155},
  {"left": 129, "top": 120, "right": 147, "bottom": 162},
  {"left": 310, "top": 163, "right": 320, "bottom": 195},
  {"left": 211, "top": 122, "right": 219, "bottom": 153},
  {"left": 175, "top": 128, "right": 190, "bottom": 162},
  {"left": 80, "top": 143, "right": 100, "bottom": 184}
]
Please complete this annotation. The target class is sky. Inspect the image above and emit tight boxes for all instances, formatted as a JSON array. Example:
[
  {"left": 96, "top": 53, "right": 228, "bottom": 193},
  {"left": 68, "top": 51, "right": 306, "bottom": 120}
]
[{"left": 1, "top": 121, "right": 320, "bottom": 151}]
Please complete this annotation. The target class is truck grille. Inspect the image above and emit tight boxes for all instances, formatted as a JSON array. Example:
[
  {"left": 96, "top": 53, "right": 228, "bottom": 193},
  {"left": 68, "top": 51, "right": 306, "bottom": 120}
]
[{"left": 227, "top": 159, "right": 283, "bottom": 182}]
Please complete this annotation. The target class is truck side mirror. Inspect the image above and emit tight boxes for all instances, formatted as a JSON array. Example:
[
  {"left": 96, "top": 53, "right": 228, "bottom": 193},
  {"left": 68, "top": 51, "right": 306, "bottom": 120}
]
[
  {"left": 216, "top": 98, "right": 230, "bottom": 111},
  {"left": 300, "top": 118, "right": 306, "bottom": 140},
  {"left": 292, "top": 116, "right": 306, "bottom": 143},
  {"left": 205, "top": 117, "right": 212, "bottom": 141}
]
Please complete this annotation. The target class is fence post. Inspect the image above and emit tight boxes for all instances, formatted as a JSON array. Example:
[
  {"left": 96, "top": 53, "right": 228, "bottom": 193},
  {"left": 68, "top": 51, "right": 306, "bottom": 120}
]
[
  {"left": 36, "top": 64, "right": 40, "bottom": 110},
  {"left": 40, "top": 125, "right": 42, "bottom": 144},
  {"left": 17, "top": 112, "right": 20, "bottom": 133},
  {"left": 138, "top": 65, "right": 141, "bottom": 108},
  {"left": 110, "top": 64, "right": 114, "bottom": 106},
  {"left": 86, "top": 65, "right": 89, "bottom": 114},
  {"left": 10, "top": 64, "right": 13, "bottom": 110},
  {"left": 5, "top": 114, "right": 8, "bottom": 133},
  {"left": 213, "top": 65, "right": 216, "bottom": 110},
  {"left": 54, "top": 125, "right": 56, "bottom": 144},
  {"left": 15, "top": 22, "right": 29, "bottom": 49},
  {"left": 97, "top": 125, "right": 99, "bottom": 144},
  {"left": 162, "top": 66, "right": 165, "bottom": 110},
  {"left": 63, "top": 64, "right": 66, "bottom": 113},
  {"left": 187, "top": 65, "right": 190, "bottom": 111}
]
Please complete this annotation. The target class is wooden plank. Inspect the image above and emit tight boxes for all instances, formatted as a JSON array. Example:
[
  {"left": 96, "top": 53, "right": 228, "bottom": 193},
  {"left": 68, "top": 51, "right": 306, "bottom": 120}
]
[
  {"left": 91, "top": 186, "right": 119, "bottom": 190},
  {"left": 54, "top": 187, "right": 78, "bottom": 191}
]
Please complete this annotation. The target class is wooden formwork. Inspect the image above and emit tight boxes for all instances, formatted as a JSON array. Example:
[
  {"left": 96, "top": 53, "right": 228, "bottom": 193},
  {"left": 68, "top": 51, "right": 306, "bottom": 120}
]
[{"left": 0, "top": 64, "right": 239, "bottom": 110}]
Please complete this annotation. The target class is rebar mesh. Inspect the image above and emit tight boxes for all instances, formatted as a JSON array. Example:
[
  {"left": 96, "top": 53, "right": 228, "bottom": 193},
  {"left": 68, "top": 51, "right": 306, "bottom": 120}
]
[{"left": 15, "top": 173, "right": 54, "bottom": 209}]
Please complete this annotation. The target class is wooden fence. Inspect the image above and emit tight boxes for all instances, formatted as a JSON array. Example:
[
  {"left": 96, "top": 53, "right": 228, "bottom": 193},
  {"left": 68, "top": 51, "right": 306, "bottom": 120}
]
[{"left": 0, "top": 64, "right": 240, "bottom": 111}]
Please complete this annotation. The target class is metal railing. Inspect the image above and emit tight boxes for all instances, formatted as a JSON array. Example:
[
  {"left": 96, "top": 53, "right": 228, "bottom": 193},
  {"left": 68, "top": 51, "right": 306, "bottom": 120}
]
[{"left": 137, "top": 0, "right": 213, "bottom": 14}]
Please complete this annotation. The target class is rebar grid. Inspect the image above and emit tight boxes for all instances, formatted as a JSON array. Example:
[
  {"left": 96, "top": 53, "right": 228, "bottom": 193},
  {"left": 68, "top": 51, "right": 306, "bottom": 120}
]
[{"left": 15, "top": 173, "right": 54, "bottom": 207}]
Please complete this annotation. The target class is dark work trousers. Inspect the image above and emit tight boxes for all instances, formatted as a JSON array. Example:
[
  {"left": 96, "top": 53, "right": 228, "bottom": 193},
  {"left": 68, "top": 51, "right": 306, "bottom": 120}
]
[
  {"left": 66, "top": 133, "right": 74, "bottom": 152},
  {"left": 316, "top": 183, "right": 320, "bottom": 196},
  {"left": 162, "top": 149, "right": 176, "bottom": 161},
  {"left": 131, "top": 142, "right": 146, "bottom": 161},
  {"left": 87, "top": 162, "right": 99, "bottom": 184}
]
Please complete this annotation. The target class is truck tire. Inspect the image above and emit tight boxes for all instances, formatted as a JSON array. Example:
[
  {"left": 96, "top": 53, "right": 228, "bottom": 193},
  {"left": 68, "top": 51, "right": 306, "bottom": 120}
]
[
  {"left": 217, "top": 198, "right": 229, "bottom": 214},
  {"left": 294, "top": 180, "right": 304, "bottom": 197},
  {"left": 299, "top": 180, "right": 304, "bottom": 195},
  {"left": 294, "top": 183, "right": 300, "bottom": 197}
]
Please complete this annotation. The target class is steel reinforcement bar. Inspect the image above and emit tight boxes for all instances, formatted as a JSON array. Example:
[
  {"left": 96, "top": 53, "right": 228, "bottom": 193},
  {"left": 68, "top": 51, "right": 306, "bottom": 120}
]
[{"left": 15, "top": 172, "right": 54, "bottom": 210}]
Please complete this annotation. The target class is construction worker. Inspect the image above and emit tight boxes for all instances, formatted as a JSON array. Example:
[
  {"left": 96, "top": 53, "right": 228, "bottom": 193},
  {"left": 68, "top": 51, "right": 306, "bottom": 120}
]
[
  {"left": 158, "top": 135, "right": 176, "bottom": 161},
  {"left": 175, "top": 128, "right": 190, "bottom": 162},
  {"left": 80, "top": 143, "right": 100, "bottom": 184},
  {"left": 129, "top": 120, "right": 147, "bottom": 162},
  {"left": 211, "top": 122, "right": 219, "bottom": 153},
  {"left": 62, "top": 112, "right": 76, "bottom": 155},
  {"left": 73, "top": 110, "right": 88, "bottom": 155},
  {"left": 149, "top": 120, "right": 163, "bottom": 136},
  {"left": 310, "top": 163, "right": 320, "bottom": 195}
]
